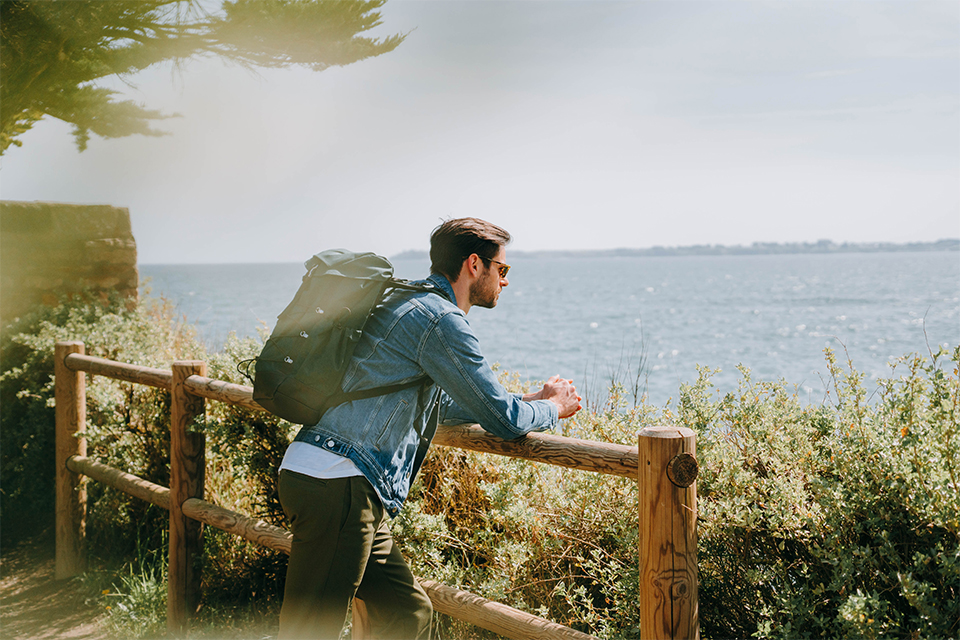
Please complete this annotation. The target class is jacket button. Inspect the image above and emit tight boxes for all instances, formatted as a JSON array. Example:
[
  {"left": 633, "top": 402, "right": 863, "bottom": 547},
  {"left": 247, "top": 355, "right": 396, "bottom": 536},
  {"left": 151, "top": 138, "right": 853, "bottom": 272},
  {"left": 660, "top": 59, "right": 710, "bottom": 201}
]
[
  {"left": 325, "top": 439, "right": 335, "bottom": 448},
  {"left": 314, "top": 435, "right": 321, "bottom": 442}
]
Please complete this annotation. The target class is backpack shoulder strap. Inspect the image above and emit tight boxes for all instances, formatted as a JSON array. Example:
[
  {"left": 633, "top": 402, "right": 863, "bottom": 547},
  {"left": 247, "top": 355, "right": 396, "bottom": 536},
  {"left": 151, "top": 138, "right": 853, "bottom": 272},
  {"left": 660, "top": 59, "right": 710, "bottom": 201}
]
[
  {"left": 320, "top": 279, "right": 445, "bottom": 413},
  {"left": 387, "top": 278, "right": 450, "bottom": 302},
  {"left": 323, "top": 375, "right": 431, "bottom": 412}
]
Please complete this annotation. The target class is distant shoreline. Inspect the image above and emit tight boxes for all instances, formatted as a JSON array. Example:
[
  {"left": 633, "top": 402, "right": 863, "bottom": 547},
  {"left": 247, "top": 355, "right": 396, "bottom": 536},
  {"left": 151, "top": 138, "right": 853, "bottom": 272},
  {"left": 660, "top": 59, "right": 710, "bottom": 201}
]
[{"left": 392, "top": 238, "right": 959, "bottom": 261}]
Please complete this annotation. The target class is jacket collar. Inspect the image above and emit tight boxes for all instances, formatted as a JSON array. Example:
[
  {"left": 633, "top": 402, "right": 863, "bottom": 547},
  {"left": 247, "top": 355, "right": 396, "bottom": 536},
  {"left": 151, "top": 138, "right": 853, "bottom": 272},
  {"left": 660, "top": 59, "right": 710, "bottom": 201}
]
[{"left": 425, "top": 272, "right": 456, "bottom": 306}]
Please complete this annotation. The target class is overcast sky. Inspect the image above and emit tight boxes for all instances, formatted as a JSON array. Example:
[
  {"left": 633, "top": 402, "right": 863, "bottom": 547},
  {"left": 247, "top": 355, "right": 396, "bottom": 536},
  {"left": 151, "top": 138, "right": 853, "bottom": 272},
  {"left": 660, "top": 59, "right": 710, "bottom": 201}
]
[{"left": 3, "top": 0, "right": 958, "bottom": 264}]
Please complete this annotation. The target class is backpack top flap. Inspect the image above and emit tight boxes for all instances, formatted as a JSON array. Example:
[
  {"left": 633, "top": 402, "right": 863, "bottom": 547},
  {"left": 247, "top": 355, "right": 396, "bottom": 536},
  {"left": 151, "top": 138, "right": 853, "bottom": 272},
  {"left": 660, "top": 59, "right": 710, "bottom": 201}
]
[
  {"left": 270, "top": 250, "right": 394, "bottom": 337},
  {"left": 304, "top": 249, "right": 393, "bottom": 282}
]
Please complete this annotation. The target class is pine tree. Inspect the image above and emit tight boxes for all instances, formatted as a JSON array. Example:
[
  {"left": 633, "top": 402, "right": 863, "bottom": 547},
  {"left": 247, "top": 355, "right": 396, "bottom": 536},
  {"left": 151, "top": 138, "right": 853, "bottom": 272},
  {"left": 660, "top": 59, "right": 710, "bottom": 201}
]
[{"left": 0, "top": 0, "right": 404, "bottom": 154}]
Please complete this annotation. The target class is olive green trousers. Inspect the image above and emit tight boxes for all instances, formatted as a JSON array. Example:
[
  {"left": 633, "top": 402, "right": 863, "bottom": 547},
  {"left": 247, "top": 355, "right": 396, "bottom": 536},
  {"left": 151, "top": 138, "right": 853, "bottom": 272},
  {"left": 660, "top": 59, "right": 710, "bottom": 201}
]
[{"left": 277, "top": 470, "right": 432, "bottom": 640}]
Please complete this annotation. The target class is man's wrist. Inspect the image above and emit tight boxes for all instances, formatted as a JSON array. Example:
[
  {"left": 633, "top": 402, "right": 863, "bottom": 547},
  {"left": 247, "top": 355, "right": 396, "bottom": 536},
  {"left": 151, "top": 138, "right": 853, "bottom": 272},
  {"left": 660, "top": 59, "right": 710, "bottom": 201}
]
[{"left": 545, "top": 398, "right": 560, "bottom": 425}]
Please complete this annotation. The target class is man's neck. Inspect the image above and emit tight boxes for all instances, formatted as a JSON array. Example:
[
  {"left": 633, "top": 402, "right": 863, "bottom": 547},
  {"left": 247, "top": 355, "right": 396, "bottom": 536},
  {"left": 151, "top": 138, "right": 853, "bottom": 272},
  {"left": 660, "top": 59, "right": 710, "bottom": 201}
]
[{"left": 449, "top": 276, "right": 472, "bottom": 314}]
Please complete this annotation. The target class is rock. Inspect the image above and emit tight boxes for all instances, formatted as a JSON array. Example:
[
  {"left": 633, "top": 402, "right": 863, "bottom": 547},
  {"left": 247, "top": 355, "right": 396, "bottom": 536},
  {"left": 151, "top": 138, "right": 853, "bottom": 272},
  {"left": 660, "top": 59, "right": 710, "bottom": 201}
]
[{"left": 1, "top": 201, "right": 139, "bottom": 328}]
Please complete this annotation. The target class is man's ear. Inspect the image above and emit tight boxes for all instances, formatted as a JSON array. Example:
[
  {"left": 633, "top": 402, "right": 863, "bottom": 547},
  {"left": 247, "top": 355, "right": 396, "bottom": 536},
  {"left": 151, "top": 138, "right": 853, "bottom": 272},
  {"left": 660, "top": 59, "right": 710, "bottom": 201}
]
[{"left": 463, "top": 253, "right": 483, "bottom": 279}]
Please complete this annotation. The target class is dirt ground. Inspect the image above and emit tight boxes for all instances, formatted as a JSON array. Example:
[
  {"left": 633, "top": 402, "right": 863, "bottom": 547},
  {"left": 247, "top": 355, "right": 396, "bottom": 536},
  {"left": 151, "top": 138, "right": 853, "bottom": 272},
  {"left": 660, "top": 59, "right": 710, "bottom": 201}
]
[
  {"left": 1, "top": 538, "right": 282, "bottom": 640},
  {"left": 0, "top": 539, "right": 108, "bottom": 640}
]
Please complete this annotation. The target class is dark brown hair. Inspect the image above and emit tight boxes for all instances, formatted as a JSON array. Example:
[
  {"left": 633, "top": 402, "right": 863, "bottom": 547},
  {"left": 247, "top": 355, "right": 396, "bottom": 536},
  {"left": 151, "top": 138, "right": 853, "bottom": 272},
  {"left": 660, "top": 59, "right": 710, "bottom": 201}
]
[{"left": 429, "top": 217, "right": 511, "bottom": 282}]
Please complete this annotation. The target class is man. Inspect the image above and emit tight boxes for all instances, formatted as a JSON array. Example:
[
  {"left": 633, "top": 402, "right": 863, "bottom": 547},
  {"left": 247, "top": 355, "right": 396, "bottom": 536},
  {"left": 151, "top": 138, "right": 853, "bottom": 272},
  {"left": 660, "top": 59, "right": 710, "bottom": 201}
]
[{"left": 277, "top": 218, "right": 582, "bottom": 640}]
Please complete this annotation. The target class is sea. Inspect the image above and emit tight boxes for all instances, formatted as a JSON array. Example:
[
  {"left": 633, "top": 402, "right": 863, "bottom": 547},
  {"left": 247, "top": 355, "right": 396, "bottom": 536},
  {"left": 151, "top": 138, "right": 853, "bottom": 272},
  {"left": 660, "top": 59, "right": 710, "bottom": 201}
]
[{"left": 140, "top": 251, "right": 960, "bottom": 408}]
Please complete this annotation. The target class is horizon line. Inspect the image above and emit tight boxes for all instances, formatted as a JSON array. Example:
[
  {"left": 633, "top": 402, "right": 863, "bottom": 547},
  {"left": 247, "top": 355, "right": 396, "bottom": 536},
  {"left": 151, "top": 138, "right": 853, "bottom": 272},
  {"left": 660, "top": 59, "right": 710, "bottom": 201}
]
[{"left": 137, "top": 238, "right": 960, "bottom": 266}]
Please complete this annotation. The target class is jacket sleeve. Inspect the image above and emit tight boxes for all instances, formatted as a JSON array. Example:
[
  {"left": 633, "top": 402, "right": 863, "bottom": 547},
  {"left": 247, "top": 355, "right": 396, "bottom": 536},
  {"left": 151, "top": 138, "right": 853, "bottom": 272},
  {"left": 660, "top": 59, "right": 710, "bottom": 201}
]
[{"left": 419, "top": 312, "right": 557, "bottom": 439}]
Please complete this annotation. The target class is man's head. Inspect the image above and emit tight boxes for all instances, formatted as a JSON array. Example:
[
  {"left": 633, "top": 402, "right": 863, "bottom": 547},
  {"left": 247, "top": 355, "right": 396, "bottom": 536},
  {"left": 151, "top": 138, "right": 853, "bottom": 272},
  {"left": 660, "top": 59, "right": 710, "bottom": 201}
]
[
  {"left": 430, "top": 218, "right": 511, "bottom": 280},
  {"left": 430, "top": 217, "right": 511, "bottom": 310}
]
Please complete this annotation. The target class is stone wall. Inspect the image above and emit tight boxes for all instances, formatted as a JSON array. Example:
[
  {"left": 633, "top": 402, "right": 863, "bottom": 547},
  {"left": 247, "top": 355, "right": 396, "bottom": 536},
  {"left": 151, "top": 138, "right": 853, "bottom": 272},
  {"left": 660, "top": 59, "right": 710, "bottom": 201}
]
[{"left": 1, "top": 201, "right": 138, "bottom": 327}]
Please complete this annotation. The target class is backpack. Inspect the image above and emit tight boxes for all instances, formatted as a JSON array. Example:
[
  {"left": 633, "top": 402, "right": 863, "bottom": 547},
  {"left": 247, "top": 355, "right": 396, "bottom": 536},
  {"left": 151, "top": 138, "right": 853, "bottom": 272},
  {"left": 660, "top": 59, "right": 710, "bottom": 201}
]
[{"left": 239, "top": 249, "right": 441, "bottom": 425}]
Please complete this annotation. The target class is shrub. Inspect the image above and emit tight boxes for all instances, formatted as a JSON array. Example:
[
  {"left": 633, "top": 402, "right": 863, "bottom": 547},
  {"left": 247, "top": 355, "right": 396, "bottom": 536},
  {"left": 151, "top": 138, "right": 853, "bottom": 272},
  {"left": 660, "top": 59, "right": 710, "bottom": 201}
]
[
  {"left": 198, "top": 331, "right": 296, "bottom": 609},
  {"left": 4, "top": 294, "right": 957, "bottom": 639},
  {"left": 0, "top": 293, "right": 203, "bottom": 547},
  {"left": 682, "top": 347, "right": 959, "bottom": 639},
  {"left": 396, "top": 349, "right": 958, "bottom": 639},
  {"left": 392, "top": 375, "right": 660, "bottom": 639},
  {"left": 1, "top": 295, "right": 291, "bottom": 635}
]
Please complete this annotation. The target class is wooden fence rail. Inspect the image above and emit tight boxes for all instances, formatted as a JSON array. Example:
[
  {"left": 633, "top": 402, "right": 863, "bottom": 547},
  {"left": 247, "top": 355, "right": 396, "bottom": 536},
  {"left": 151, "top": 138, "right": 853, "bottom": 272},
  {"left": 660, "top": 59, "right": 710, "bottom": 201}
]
[
  {"left": 63, "top": 352, "right": 640, "bottom": 477},
  {"left": 54, "top": 342, "right": 698, "bottom": 640},
  {"left": 65, "top": 454, "right": 591, "bottom": 639}
]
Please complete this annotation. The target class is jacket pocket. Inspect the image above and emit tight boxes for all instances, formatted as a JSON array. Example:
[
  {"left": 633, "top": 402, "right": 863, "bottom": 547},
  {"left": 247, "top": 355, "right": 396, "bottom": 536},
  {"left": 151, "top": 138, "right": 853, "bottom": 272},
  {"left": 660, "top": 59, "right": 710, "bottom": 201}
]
[{"left": 374, "top": 398, "right": 409, "bottom": 450}]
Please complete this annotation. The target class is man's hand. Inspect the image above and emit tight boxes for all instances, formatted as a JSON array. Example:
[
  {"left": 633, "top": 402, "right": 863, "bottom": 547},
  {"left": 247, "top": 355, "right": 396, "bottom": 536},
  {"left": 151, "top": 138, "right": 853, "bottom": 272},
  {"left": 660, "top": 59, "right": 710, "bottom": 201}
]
[{"left": 525, "top": 375, "right": 582, "bottom": 419}]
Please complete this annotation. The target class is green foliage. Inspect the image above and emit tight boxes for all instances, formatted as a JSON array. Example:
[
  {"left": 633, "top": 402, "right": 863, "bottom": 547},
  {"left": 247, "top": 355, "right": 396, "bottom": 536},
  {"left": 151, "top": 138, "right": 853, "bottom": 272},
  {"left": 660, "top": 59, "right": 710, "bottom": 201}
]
[
  {"left": 403, "top": 452, "right": 642, "bottom": 639},
  {"left": 392, "top": 372, "right": 653, "bottom": 639},
  {"left": 0, "top": 293, "right": 203, "bottom": 546},
  {"left": 395, "top": 351, "right": 959, "bottom": 639},
  {"left": 205, "top": 331, "right": 295, "bottom": 525},
  {"left": 198, "top": 331, "right": 295, "bottom": 607},
  {"left": 4, "top": 295, "right": 957, "bottom": 638},
  {"left": 0, "top": 294, "right": 291, "bottom": 636},
  {"left": 681, "top": 347, "right": 960, "bottom": 639},
  {"left": 213, "top": 0, "right": 406, "bottom": 70},
  {"left": 0, "top": 0, "right": 404, "bottom": 153},
  {"left": 102, "top": 543, "right": 169, "bottom": 638}
]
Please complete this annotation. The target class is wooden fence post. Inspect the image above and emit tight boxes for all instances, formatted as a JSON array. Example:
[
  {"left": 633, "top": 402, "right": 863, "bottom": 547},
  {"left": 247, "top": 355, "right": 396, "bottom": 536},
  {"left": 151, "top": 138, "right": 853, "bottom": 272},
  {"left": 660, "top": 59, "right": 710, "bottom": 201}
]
[
  {"left": 168, "top": 360, "right": 207, "bottom": 636},
  {"left": 638, "top": 426, "right": 699, "bottom": 640},
  {"left": 55, "top": 341, "right": 87, "bottom": 580}
]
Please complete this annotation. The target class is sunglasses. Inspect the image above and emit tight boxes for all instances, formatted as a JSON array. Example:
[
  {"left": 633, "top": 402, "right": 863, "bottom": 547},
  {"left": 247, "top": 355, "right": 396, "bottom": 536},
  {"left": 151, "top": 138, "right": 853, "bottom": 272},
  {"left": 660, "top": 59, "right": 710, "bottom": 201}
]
[{"left": 481, "top": 257, "right": 511, "bottom": 278}]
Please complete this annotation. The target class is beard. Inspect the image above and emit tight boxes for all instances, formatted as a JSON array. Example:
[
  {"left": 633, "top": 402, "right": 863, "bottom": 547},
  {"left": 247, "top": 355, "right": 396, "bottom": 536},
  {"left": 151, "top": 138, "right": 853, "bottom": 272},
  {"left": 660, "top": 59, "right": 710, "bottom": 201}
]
[{"left": 469, "top": 272, "right": 500, "bottom": 309}]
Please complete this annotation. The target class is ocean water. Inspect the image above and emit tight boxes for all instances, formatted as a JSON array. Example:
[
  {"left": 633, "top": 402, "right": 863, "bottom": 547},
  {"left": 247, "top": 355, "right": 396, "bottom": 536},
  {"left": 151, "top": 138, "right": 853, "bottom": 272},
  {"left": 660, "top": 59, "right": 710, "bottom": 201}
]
[{"left": 141, "top": 251, "right": 960, "bottom": 407}]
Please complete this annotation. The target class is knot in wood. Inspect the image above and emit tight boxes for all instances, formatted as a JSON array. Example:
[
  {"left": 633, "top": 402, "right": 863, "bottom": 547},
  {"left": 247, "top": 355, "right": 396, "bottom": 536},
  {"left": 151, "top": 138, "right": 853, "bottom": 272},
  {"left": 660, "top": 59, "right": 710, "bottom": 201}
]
[
  {"left": 667, "top": 452, "right": 698, "bottom": 488},
  {"left": 671, "top": 581, "right": 689, "bottom": 600}
]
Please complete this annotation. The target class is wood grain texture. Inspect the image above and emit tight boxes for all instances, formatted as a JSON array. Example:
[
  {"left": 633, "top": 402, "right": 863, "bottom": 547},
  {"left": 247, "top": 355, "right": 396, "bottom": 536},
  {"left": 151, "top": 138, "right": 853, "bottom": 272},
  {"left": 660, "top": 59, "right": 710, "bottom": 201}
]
[
  {"left": 67, "top": 455, "right": 170, "bottom": 509},
  {"left": 62, "top": 458, "right": 291, "bottom": 556},
  {"left": 638, "top": 426, "right": 699, "bottom": 640},
  {"left": 182, "top": 375, "right": 264, "bottom": 412},
  {"left": 55, "top": 342, "right": 87, "bottom": 580},
  {"left": 168, "top": 361, "right": 206, "bottom": 636},
  {"left": 433, "top": 423, "right": 638, "bottom": 479},
  {"left": 420, "top": 580, "right": 597, "bottom": 640},
  {"left": 64, "top": 352, "right": 172, "bottom": 389},
  {"left": 61, "top": 356, "right": 636, "bottom": 482},
  {"left": 180, "top": 498, "right": 292, "bottom": 554}
]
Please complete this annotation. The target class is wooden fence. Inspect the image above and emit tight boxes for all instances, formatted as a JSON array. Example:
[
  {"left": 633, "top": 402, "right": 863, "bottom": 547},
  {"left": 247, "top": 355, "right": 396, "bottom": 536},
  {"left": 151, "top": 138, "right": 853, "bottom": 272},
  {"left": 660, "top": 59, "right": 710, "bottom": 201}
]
[{"left": 54, "top": 341, "right": 699, "bottom": 639}]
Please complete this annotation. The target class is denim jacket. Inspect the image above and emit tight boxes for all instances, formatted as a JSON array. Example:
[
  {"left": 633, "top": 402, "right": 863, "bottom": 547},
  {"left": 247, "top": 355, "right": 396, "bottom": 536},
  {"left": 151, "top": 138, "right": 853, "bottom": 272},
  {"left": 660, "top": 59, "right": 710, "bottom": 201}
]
[{"left": 292, "top": 272, "right": 558, "bottom": 517}]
